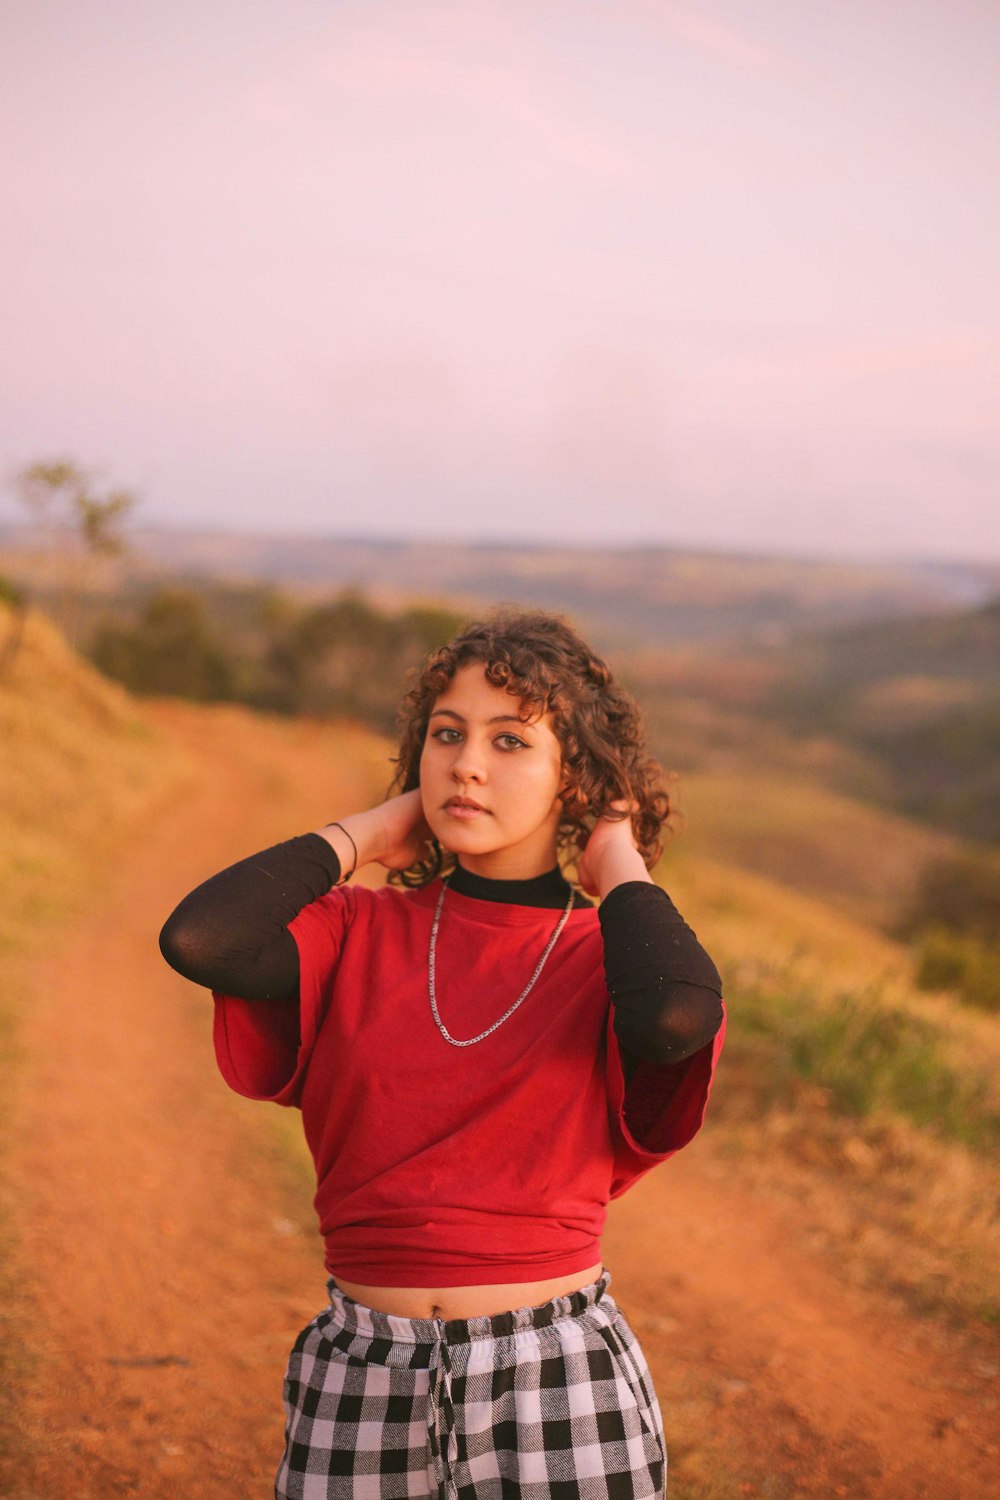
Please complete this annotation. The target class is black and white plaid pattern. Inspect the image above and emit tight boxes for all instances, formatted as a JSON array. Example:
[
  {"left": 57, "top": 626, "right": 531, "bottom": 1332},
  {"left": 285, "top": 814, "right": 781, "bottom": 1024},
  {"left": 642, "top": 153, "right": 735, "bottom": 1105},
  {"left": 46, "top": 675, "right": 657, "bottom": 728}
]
[{"left": 275, "top": 1267, "right": 666, "bottom": 1499}]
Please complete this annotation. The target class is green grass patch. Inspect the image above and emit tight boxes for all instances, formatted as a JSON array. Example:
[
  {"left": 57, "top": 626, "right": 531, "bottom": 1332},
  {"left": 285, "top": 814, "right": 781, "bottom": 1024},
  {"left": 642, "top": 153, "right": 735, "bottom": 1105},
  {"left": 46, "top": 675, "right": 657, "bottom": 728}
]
[
  {"left": 914, "top": 926, "right": 1000, "bottom": 1013},
  {"left": 728, "top": 978, "right": 1000, "bottom": 1154}
]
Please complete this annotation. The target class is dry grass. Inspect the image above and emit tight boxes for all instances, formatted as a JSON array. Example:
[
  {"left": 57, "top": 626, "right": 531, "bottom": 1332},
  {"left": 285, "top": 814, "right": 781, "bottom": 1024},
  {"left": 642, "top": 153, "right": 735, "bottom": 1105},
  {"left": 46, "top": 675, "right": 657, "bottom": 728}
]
[
  {"left": 662, "top": 850, "right": 1000, "bottom": 1329},
  {"left": 719, "top": 1104, "right": 1000, "bottom": 1329},
  {"left": 0, "top": 602, "right": 190, "bottom": 957},
  {"left": 666, "top": 768, "right": 958, "bottom": 930},
  {"left": 0, "top": 600, "right": 190, "bottom": 1256}
]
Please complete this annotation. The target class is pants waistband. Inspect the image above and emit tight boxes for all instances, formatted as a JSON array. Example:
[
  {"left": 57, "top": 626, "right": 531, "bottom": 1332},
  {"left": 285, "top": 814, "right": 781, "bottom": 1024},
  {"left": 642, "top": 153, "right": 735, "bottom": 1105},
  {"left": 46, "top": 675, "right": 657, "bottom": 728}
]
[{"left": 323, "top": 1266, "right": 614, "bottom": 1353}]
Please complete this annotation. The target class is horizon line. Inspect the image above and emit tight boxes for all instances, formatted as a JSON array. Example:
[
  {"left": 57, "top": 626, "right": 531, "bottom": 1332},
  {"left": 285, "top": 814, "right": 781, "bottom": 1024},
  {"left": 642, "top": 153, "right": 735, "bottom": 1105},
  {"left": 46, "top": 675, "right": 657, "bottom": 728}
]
[{"left": 1, "top": 517, "right": 998, "bottom": 576}]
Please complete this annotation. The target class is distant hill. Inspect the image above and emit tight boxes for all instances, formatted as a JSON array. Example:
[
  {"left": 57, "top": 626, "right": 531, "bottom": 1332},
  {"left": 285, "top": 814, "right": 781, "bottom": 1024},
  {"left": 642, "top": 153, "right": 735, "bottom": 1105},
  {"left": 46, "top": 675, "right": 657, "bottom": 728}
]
[
  {"left": 2, "top": 523, "right": 998, "bottom": 651},
  {"left": 624, "top": 595, "right": 1000, "bottom": 845},
  {"left": 769, "top": 595, "right": 1000, "bottom": 693},
  {"left": 4, "top": 524, "right": 998, "bottom": 843},
  {"left": 765, "top": 599, "right": 1000, "bottom": 842}
]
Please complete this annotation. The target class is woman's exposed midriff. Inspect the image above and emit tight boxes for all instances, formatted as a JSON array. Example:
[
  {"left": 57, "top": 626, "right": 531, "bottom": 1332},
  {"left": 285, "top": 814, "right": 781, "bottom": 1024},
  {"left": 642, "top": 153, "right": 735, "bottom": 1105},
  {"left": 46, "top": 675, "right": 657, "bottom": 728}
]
[{"left": 331, "top": 1260, "right": 606, "bottom": 1319}]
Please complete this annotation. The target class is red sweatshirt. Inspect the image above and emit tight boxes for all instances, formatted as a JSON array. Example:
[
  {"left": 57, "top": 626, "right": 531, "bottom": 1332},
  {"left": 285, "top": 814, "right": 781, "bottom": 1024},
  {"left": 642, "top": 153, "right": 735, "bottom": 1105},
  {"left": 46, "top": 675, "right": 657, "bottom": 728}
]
[{"left": 213, "top": 877, "right": 726, "bottom": 1286}]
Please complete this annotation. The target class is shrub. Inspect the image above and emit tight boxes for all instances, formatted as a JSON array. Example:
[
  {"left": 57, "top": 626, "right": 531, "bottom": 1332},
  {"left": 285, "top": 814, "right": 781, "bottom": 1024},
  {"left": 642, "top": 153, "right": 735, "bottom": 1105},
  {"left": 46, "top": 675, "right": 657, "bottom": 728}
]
[
  {"left": 0, "top": 576, "right": 26, "bottom": 609},
  {"left": 730, "top": 978, "right": 1000, "bottom": 1152},
  {"left": 897, "top": 848, "right": 1000, "bottom": 945},
  {"left": 914, "top": 926, "right": 1000, "bottom": 1013},
  {"left": 90, "top": 587, "right": 237, "bottom": 701}
]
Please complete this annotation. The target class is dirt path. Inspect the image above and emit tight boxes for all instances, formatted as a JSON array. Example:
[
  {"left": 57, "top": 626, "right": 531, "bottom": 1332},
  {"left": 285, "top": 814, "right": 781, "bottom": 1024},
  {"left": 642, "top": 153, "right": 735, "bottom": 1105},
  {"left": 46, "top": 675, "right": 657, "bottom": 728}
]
[{"left": 1, "top": 701, "right": 997, "bottom": 1499}]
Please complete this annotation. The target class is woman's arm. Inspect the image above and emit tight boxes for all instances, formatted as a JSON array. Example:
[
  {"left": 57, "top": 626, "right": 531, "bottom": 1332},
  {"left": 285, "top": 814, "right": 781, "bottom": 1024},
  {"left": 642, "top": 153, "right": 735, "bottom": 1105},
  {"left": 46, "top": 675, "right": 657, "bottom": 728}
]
[
  {"left": 579, "top": 807, "right": 724, "bottom": 1066},
  {"left": 597, "top": 881, "right": 724, "bottom": 1064},
  {"left": 158, "top": 792, "right": 431, "bottom": 999},
  {"left": 158, "top": 832, "right": 343, "bottom": 999}
]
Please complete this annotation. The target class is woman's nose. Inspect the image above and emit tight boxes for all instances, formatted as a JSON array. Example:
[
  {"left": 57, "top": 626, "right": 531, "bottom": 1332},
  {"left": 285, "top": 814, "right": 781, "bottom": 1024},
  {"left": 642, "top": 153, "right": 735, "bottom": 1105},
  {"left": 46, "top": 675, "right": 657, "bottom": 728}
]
[{"left": 450, "top": 741, "right": 486, "bottom": 783}]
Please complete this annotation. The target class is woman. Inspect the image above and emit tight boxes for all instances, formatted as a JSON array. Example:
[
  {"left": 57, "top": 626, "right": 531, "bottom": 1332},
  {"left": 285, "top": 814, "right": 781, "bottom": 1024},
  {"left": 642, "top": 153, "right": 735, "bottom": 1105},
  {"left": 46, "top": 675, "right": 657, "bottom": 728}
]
[{"left": 160, "top": 606, "right": 726, "bottom": 1500}]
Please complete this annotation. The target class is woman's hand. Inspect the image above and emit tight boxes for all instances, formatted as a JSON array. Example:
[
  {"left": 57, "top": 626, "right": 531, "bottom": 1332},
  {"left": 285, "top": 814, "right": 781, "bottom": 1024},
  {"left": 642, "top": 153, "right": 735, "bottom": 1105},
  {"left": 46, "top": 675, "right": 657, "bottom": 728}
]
[
  {"left": 370, "top": 788, "right": 435, "bottom": 872},
  {"left": 314, "top": 789, "right": 434, "bottom": 878},
  {"left": 576, "top": 799, "right": 651, "bottom": 899}
]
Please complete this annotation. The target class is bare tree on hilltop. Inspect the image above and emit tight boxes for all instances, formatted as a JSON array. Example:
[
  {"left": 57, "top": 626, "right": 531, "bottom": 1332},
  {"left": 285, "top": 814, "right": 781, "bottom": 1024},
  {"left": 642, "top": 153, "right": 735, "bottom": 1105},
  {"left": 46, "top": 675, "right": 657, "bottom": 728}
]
[{"left": 3, "top": 457, "right": 137, "bottom": 665}]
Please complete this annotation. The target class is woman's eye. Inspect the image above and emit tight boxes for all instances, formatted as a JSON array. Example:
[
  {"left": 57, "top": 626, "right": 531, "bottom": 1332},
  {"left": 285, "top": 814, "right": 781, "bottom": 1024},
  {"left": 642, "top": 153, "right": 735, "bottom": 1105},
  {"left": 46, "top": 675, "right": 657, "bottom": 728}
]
[{"left": 429, "top": 727, "right": 526, "bottom": 750}]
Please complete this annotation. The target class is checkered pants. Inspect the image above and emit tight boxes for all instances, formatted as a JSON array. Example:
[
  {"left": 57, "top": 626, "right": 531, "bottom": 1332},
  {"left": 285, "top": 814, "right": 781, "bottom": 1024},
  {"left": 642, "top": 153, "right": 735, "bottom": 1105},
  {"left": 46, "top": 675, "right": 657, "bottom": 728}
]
[{"left": 275, "top": 1267, "right": 666, "bottom": 1499}]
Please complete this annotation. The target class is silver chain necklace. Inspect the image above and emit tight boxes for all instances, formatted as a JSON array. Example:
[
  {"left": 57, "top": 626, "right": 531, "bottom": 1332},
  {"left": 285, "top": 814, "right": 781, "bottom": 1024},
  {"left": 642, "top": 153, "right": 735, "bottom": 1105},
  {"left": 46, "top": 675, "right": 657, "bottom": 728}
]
[{"left": 428, "top": 872, "right": 576, "bottom": 1047}]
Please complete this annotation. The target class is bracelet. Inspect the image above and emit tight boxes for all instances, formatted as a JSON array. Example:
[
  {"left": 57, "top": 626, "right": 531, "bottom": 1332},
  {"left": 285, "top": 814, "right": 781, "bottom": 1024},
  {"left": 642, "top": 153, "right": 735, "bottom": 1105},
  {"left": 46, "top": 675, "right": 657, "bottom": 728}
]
[{"left": 328, "top": 822, "right": 358, "bottom": 883}]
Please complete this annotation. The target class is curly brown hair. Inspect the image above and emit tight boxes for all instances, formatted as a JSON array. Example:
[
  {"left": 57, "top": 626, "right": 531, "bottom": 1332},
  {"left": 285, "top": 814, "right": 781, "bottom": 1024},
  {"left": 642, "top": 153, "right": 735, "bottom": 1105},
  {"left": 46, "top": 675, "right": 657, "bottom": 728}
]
[{"left": 386, "top": 605, "right": 677, "bottom": 888}]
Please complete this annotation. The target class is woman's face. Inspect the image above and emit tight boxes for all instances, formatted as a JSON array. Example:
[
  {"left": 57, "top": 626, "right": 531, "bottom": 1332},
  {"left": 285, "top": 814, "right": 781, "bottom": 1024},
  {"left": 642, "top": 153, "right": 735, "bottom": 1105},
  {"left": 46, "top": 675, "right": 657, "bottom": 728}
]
[{"left": 419, "top": 662, "right": 566, "bottom": 879}]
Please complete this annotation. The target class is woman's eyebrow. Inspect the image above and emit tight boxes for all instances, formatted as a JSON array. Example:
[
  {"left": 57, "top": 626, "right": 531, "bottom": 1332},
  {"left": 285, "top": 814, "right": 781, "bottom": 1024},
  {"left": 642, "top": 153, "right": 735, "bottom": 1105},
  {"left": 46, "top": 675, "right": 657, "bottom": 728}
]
[{"left": 428, "top": 709, "right": 532, "bottom": 726}]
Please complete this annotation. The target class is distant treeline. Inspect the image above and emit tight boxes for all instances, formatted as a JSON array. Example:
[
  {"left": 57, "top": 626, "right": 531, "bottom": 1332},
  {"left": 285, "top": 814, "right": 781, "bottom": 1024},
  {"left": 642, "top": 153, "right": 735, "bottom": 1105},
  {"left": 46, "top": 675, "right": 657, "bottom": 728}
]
[{"left": 85, "top": 581, "right": 466, "bottom": 733}]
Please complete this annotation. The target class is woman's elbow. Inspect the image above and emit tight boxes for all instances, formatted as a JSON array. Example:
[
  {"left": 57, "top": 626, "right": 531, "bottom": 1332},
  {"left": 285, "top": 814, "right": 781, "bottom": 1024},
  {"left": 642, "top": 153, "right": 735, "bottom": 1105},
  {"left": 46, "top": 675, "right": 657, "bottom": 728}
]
[
  {"left": 654, "top": 988, "right": 724, "bottom": 1063},
  {"left": 158, "top": 908, "right": 212, "bottom": 984}
]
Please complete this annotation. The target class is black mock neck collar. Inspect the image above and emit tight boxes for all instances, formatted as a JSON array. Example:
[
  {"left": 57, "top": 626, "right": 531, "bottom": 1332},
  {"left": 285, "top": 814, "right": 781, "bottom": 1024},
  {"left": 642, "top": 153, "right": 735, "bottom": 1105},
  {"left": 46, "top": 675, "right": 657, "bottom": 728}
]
[{"left": 447, "top": 861, "right": 594, "bottom": 910}]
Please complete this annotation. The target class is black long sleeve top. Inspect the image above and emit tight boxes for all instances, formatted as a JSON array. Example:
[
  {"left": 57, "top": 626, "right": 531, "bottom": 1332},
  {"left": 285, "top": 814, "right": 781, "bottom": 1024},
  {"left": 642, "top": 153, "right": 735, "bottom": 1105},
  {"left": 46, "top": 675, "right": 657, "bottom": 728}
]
[{"left": 159, "top": 834, "right": 725, "bottom": 1074}]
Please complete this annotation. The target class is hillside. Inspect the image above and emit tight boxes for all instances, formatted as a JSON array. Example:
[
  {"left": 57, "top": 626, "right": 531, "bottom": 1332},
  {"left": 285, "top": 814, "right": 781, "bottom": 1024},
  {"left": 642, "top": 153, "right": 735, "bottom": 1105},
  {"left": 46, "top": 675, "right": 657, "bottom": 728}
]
[
  {"left": 664, "top": 763, "right": 957, "bottom": 931},
  {"left": 0, "top": 600, "right": 189, "bottom": 958},
  {"left": 3, "top": 524, "right": 999, "bottom": 651},
  {"left": 1, "top": 617, "right": 998, "bottom": 1494},
  {"left": 0, "top": 599, "right": 193, "bottom": 1476},
  {"left": 5, "top": 519, "right": 999, "bottom": 847},
  {"left": 1, "top": 691, "right": 997, "bottom": 1497},
  {"left": 761, "top": 598, "right": 1000, "bottom": 840},
  {"left": 622, "top": 594, "right": 1000, "bottom": 846}
]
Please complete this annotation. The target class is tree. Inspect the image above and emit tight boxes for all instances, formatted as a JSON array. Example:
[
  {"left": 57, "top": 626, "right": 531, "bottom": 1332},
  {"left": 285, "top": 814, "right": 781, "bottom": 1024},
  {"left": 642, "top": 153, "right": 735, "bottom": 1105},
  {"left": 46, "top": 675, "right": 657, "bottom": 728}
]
[
  {"left": 90, "top": 587, "right": 237, "bottom": 701},
  {"left": 10, "top": 457, "right": 137, "bottom": 647}
]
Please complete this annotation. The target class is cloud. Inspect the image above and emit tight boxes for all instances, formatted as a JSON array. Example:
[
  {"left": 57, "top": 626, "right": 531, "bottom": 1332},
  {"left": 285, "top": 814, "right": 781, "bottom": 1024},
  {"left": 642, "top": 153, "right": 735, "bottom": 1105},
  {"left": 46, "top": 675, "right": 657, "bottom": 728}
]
[
  {"left": 638, "top": 0, "right": 804, "bottom": 77},
  {"left": 250, "top": 4, "right": 656, "bottom": 193}
]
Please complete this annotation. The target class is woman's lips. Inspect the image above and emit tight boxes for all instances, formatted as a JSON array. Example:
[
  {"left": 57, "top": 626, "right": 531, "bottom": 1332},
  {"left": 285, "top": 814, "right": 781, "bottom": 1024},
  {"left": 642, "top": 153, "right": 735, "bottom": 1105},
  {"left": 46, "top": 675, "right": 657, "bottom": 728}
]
[{"left": 444, "top": 802, "right": 489, "bottom": 819}]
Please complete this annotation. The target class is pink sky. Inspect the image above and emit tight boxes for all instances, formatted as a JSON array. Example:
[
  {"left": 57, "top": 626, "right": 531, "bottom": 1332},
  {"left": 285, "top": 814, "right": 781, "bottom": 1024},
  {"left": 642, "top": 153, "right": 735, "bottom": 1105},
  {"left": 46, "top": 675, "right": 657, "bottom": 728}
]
[{"left": 1, "top": 0, "right": 998, "bottom": 560}]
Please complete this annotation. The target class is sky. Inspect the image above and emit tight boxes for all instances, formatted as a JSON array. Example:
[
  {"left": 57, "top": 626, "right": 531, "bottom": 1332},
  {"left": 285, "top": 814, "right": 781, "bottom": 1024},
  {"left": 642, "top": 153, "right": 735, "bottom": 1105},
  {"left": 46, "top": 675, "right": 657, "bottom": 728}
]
[{"left": 1, "top": 0, "right": 998, "bottom": 562}]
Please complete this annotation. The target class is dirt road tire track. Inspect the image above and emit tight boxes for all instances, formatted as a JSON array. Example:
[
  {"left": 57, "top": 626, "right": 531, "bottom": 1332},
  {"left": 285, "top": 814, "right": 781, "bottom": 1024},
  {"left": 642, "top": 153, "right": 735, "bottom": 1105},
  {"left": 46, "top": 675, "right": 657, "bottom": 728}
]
[{"left": 1, "top": 701, "right": 996, "bottom": 1498}]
